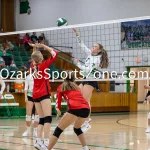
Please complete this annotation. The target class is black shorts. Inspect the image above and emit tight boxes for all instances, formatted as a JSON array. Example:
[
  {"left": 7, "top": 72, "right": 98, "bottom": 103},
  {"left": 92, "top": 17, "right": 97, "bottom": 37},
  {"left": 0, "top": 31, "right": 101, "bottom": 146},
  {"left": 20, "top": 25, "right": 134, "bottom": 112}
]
[
  {"left": 67, "top": 108, "right": 90, "bottom": 118},
  {"left": 145, "top": 91, "right": 150, "bottom": 100},
  {"left": 33, "top": 94, "right": 50, "bottom": 102},
  {"left": 27, "top": 96, "right": 34, "bottom": 102},
  {"left": 81, "top": 81, "right": 98, "bottom": 88}
]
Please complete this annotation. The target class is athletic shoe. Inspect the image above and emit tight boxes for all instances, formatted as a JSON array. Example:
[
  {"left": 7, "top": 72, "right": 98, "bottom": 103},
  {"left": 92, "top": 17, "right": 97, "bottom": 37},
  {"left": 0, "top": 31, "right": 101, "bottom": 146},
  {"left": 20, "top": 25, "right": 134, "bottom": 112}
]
[
  {"left": 34, "top": 140, "right": 43, "bottom": 150},
  {"left": 81, "top": 124, "right": 91, "bottom": 133},
  {"left": 146, "top": 128, "right": 150, "bottom": 133},
  {"left": 81, "top": 118, "right": 92, "bottom": 133},
  {"left": 84, "top": 118, "right": 91, "bottom": 125},
  {"left": 41, "top": 144, "right": 55, "bottom": 150},
  {"left": 82, "top": 118, "right": 91, "bottom": 127},
  {"left": 96, "top": 89, "right": 102, "bottom": 92},
  {"left": 22, "top": 130, "right": 30, "bottom": 137},
  {"left": 41, "top": 143, "right": 48, "bottom": 150},
  {"left": 88, "top": 118, "right": 92, "bottom": 123},
  {"left": 81, "top": 146, "right": 90, "bottom": 150}
]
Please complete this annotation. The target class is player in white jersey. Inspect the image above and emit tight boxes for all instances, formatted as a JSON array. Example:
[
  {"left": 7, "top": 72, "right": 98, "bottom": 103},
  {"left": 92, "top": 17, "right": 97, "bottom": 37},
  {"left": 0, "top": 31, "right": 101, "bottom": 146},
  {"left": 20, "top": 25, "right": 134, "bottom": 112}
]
[
  {"left": 22, "top": 73, "right": 39, "bottom": 137},
  {"left": 73, "top": 28, "right": 109, "bottom": 132}
]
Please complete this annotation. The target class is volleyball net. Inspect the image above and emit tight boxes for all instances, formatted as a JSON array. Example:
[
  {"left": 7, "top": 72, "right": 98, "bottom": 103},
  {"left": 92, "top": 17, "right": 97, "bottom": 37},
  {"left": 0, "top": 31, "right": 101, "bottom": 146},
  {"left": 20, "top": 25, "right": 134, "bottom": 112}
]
[{"left": 0, "top": 16, "right": 150, "bottom": 83}]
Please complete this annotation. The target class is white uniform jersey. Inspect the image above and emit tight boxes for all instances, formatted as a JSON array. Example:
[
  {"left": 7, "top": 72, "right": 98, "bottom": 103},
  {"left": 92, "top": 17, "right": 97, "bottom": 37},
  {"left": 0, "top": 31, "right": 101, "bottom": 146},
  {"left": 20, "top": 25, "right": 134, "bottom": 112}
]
[{"left": 76, "top": 36, "right": 101, "bottom": 79}]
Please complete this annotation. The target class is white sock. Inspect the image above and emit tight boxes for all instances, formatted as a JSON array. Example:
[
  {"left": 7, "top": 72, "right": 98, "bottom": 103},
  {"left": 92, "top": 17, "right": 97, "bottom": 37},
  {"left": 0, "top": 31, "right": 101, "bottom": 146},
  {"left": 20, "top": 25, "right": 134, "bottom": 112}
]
[
  {"left": 82, "top": 146, "right": 89, "bottom": 150},
  {"left": 34, "top": 128, "right": 37, "bottom": 132},
  {"left": 27, "top": 127, "right": 30, "bottom": 132}
]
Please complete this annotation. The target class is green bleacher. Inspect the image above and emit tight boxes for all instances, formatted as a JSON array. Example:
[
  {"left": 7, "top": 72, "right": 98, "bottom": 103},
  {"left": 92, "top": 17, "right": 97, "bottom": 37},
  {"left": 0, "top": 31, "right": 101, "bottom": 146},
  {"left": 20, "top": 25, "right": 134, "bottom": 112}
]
[{"left": 0, "top": 44, "right": 63, "bottom": 79}]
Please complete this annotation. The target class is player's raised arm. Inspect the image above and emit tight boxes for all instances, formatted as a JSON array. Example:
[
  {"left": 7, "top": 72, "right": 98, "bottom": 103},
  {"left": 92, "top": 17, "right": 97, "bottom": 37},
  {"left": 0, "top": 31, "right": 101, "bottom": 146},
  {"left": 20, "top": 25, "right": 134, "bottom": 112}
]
[{"left": 73, "top": 28, "right": 91, "bottom": 55}]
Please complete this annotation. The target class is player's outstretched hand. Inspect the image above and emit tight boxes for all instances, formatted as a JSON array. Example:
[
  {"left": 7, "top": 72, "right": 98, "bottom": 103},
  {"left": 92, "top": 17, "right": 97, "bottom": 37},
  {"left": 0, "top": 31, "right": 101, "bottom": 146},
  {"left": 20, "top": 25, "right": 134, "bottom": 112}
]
[
  {"left": 72, "top": 58, "right": 79, "bottom": 64},
  {"left": 28, "top": 42, "right": 35, "bottom": 47},
  {"left": 73, "top": 28, "right": 79, "bottom": 36},
  {"left": 35, "top": 43, "right": 44, "bottom": 48}
]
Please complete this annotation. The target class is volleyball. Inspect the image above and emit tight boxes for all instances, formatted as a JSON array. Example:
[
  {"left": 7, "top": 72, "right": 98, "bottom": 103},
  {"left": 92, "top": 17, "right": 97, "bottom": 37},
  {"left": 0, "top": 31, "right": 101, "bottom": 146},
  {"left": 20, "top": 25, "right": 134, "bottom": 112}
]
[{"left": 57, "top": 18, "right": 68, "bottom": 27}]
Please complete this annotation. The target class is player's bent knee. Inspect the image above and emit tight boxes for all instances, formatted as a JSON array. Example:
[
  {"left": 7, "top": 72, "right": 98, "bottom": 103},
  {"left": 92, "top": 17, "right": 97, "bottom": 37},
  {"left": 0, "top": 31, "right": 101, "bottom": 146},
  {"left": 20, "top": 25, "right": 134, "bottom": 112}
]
[
  {"left": 39, "top": 118, "right": 44, "bottom": 125},
  {"left": 53, "top": 126, "right": 63, "bottom": 138},
  {"left": 74, "top": 127, "right": 83, "bottom": 136},
  {"left": 44, "top": 116, "right": 52, "bottom": 124}
]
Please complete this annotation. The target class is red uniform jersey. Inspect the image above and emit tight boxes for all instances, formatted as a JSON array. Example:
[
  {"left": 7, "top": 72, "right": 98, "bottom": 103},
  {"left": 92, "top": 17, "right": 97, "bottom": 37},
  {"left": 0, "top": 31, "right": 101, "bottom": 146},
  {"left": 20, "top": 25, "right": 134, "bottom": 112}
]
[
  {"left": 31, "top": 50, "right": 58, "bottom": 99},
  {"left": 56, "top": 84, "right": 90, "bottom": 110}
]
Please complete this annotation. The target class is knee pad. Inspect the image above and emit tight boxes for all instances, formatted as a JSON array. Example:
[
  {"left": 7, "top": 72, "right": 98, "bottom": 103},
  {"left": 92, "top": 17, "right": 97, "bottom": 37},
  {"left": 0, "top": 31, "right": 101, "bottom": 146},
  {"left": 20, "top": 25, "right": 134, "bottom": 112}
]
[
  {"left": 44, "top": 116, "right": 52, "bottom": 124},
  {"left": 39, "top": 118, "right": 44, "bottom": 125},
  {"left": 53, "top": 126, "right": 63, "bottom": 138},
  {"left": 74, "top": 127, "right": 83, "bottom": 136},
  {"left": 26, "top": 115, "right": 31, "bottom": 122},
  {"left": 34, "top": 115, "right": 39, "bottom": 122}
]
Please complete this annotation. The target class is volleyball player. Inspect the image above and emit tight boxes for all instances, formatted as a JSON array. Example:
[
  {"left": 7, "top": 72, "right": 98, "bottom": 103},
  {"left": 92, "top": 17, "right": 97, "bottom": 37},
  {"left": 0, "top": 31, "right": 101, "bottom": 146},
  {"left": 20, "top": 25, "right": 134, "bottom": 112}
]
[
  {"left": 48, "top": 71, "right": 90, "bottom": 150},
  {"left": 29, "top": 43, "right": 58, "bottom": 149},
  {"left": 143, "top": 84, "right": 150, "bottom": 104},
  {"left": 72, "top": 28, "right": 109, "bottom": 132},
  {"left": 22, "top": 73, "right": 39, "bottom": 137},
  {"left": 144, "top": 84, "right": 150, "bottom": 133},
  {"left": 0, "top": 77, "right": 5, "bottom": 98}
]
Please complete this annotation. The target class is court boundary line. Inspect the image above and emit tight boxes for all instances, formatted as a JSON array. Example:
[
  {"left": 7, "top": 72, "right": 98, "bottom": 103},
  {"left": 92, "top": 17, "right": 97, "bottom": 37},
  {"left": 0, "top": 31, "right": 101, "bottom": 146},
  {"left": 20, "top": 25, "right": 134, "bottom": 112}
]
[{"left": 116, "top": 118, "right": 146, "bottom": 129}]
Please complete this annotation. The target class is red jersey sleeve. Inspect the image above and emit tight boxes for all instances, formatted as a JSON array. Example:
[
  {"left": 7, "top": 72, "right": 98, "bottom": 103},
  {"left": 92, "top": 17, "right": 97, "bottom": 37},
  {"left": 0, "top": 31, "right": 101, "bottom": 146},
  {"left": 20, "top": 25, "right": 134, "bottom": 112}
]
[
  {"left": 43, "top": 49, "right": 58, "bottom": 68},
  {"left": 55, "top": 84, "right": 63, "bottom": 110}
]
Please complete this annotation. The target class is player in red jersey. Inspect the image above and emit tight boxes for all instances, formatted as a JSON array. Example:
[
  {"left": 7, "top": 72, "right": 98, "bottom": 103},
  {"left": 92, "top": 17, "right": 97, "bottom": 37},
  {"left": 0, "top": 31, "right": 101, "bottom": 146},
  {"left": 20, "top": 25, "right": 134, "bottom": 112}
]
[
  {"left": 48, "top": 71, "right": 90, "bottom": 150},
  {"left": 29, "top": 43, "right": 58, "bottom": 150}
]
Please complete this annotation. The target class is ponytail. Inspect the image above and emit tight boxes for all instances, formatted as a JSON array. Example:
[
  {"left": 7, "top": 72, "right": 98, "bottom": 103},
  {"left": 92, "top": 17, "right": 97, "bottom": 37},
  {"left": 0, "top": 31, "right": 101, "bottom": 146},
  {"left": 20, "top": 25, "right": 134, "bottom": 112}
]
[
  {"left": 97, "top": 43, "right": 109, "bottom": 68},
  {"left": 33, "top": 62, "right": 38, "bottom": 78},
  {"left": 61, "top": 70, "right": 79, "bottom": 92},
  {"left": 100, "top": 48, "right": 109, "bottom": 68},
  {"left": 61, "top": 80, "right": 79, "bottom": 92},
  {"left": 31, "top": 51, "right": 43, "bottom": 78}
]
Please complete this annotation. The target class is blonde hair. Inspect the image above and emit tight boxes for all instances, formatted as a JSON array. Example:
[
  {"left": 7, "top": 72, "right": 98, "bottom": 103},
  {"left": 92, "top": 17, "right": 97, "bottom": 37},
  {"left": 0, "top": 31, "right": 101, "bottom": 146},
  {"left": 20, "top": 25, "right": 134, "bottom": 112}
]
[
  {"left": 31, "top": 51, "right": 43, "bottom": 78},
  {"left": 31, "top": 51, "right": 43, "bottom": 64},
  {"left": 61, "top": 71, "right": 79, "bottom": 92}
]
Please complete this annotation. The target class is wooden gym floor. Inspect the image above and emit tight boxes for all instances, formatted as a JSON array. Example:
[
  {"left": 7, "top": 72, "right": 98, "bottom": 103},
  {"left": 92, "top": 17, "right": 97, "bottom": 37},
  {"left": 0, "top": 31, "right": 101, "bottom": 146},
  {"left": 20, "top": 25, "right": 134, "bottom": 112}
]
[{"left": 0, "top": 104, "right": 150, "bottom": 150}]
